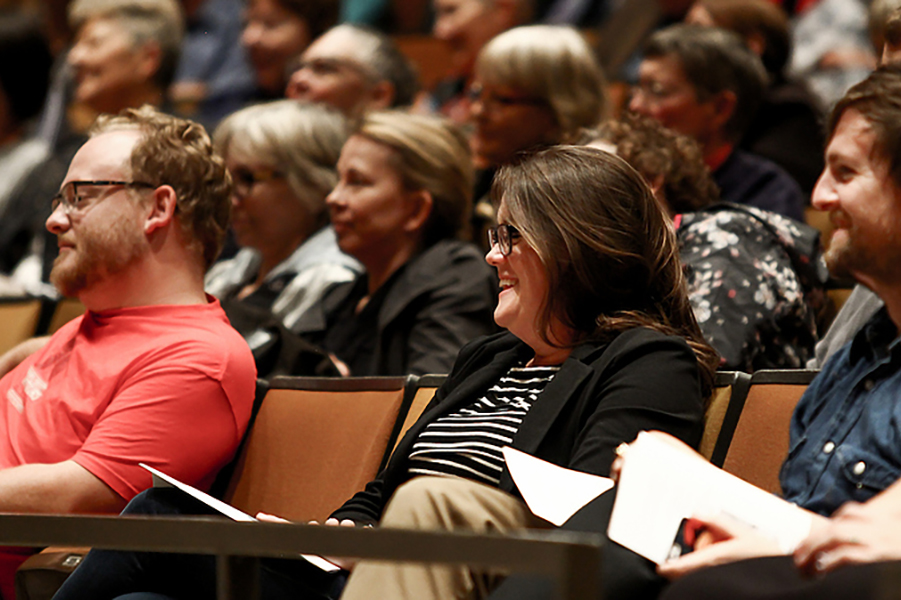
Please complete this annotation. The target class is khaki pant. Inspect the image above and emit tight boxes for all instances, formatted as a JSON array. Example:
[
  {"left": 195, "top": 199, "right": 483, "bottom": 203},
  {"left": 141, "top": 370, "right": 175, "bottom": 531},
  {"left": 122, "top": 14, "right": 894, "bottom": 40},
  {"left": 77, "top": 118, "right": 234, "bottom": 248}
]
[{"left": 340, "top": 477, "right": 548, "bottom": 600}]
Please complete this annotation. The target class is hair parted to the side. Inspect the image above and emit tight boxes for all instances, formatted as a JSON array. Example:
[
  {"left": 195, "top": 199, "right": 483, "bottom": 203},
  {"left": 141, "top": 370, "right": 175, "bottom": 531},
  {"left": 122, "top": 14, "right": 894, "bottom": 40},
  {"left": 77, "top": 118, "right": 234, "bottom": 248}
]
[
  {"left": 333, "top": 24, "right": 420, "bottom": 107},
  {"left": 828, "top": 64, "right": 901, "bottom": 190},
  {"left": 214, "top": 100, "right": 348, "bottom": 230},
  {"left": 475, "top": 25, "right": 608, "bottom": 137},
  {"left": 356, "top": 111, "right": 473, "bottom": 244},
  {"left": 68, "top": 0, "right": 185, "bottom": 91},
  {"left": 587, "top": 113, "right": 720, "bottom": 214},
  {"left": 644, "top": 23, "right": 767, "bottom": 143},
  {"left": 492, "top": 145, "right": 718, "bottom": 396},
  {"left": 90, "top": 105, "right": 232, "bottom": 268}
]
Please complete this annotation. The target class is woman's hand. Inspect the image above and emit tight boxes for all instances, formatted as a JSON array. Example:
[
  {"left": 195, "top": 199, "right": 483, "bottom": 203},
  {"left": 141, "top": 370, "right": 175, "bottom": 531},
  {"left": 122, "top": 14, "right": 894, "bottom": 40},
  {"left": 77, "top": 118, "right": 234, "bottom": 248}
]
[
  {"left": 256, "top": 512, "right": 290, "bottom": 523},
  {"left": 317, "top": 517, "right": 361, "bottom": 570},
  {"left": 610, "top": 431, "right": 704, "bottom": 483},
  {"left": 794, "top": 501, "right": 901, "bottom": 576},
  {"left": 328, "top": 354, "right": 351, "bottom": 377},
  {"left": 656, "top": 513, "right": 782, "bottom": 580},
  {"left": 256, "top": 513, "right": 360, "bottom": 570}
]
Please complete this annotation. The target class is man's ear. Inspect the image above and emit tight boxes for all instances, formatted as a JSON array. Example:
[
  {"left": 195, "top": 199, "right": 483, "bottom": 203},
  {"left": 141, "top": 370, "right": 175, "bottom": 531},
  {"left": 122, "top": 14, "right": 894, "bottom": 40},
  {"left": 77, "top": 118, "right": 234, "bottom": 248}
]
[
  {"left": 367, "top": 80, "right": 396, "bottom": 111},
  {"left": 144, "top": 185, "right": 178, "bottom": 235},
  {"left": 745, "top": 32, "right": 766, "bottom": 59},
  {"left": 709, "top": 90, "right": 737, "bottom": 132},
  {"left": 135, "top": 41, "right": 162, "bottom": 84},
  {"left": 402, "top": 189, "right": 433, "bottom": 234}
]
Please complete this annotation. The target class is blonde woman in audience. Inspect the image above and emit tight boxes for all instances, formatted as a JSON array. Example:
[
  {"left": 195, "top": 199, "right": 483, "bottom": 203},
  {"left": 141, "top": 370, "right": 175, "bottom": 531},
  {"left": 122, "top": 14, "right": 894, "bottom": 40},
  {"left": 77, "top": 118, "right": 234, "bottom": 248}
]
[
  {"left": 307, "top": 110, "right": 498, "bottom": 376},
  {"left": 206, "top": 100, "right": 361, "bottom": 376},
  {"left": 53, "top": 145, "right": 716, "bottom": 600},
  {"left": 467, "top": 25, "right": 608, "bottom": 247}
]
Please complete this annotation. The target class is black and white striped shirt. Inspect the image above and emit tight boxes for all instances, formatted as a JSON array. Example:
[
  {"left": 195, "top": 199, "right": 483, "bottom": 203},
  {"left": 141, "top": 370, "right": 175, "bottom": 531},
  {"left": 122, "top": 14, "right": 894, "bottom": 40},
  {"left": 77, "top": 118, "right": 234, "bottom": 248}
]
[{"left": 406, "top": 365, "right": 560, "bottom": 486}]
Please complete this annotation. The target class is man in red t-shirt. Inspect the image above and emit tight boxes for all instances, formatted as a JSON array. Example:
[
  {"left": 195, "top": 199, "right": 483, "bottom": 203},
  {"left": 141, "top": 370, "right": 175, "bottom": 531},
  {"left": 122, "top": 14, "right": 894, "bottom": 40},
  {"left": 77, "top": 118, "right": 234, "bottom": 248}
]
[{"left": 0, "top": 105, "right": 256, "bottom": 597}]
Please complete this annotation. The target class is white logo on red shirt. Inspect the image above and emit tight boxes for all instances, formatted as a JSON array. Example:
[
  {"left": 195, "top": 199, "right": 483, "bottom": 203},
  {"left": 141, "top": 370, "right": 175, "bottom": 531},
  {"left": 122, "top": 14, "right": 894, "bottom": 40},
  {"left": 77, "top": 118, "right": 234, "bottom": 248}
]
[{"left": 23, "top": 367, "right": 47, "bottom": 402}]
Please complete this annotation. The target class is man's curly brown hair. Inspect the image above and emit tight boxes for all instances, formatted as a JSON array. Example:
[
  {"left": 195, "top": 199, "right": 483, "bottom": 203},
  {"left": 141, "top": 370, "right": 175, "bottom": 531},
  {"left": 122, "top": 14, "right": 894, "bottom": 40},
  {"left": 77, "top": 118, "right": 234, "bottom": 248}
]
[{"left": 91, "top": 105, "right": 232, "bottom": 268}]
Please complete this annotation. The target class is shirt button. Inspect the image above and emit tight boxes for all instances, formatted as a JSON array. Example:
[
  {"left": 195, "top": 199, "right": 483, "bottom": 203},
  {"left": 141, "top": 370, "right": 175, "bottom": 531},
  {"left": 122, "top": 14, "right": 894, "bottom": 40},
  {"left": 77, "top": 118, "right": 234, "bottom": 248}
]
[
  {"left": 863, "top": 379, "right": 875, "bottom": 391},
  {"left": 854, "top": 461, "right": 867, "bottom": 476},
  {"left": 823, "top": 442, "right": 835, "bottom": 454}
]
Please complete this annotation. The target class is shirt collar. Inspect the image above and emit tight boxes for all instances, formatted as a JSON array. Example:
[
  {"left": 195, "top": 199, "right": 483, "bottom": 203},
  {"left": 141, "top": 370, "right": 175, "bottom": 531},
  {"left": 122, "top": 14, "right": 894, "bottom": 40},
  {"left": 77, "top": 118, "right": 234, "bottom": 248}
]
[{"left": 851, "top": 306, "right": 901, "bottom": 363}]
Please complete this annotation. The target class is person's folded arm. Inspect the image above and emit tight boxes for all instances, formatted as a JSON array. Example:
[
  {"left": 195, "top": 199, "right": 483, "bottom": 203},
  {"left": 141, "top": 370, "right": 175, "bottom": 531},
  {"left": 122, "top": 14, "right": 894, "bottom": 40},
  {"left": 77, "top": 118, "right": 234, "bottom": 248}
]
[{"left": 0, "top": 460, "right": 125, "bottom": 513}]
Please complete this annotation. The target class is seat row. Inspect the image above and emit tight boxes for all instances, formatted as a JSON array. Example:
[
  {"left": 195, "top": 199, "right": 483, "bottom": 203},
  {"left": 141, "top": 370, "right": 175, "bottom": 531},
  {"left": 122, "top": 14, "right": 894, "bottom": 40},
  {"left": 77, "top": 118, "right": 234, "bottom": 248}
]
[{"left": 14, "top": 369, "right": 817, "bottom": 599}]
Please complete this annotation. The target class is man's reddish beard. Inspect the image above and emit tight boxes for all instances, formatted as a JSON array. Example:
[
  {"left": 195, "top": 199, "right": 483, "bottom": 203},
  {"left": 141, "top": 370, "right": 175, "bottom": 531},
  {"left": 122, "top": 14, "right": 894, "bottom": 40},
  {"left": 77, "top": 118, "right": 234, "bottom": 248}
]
[{"left": 50, "top": 210, "right": 146, "bottom": 298}]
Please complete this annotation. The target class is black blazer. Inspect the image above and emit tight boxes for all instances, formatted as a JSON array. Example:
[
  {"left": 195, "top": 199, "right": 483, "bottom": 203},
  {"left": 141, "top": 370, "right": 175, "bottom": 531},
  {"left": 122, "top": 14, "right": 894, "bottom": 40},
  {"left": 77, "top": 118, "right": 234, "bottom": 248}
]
[
  {"left": 330, "top": 327, "right": 706, "bottom": 524},
  {"left": 302, "top": 239, "right": 498, "bottom": 376}
]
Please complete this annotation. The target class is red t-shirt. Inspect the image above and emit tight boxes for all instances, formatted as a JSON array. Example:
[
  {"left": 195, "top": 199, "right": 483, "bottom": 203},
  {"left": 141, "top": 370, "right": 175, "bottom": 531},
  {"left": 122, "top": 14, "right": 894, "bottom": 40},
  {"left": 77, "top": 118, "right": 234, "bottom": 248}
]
[{"left": 0, "top": 298, "right": 256, "bottom": 499}]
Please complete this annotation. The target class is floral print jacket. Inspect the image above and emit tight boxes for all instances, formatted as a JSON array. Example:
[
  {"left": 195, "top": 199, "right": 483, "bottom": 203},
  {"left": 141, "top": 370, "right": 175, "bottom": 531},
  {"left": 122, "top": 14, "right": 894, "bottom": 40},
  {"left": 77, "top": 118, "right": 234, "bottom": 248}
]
[{"left": 677, "top": 203, "right": 829, "bottom": 372}]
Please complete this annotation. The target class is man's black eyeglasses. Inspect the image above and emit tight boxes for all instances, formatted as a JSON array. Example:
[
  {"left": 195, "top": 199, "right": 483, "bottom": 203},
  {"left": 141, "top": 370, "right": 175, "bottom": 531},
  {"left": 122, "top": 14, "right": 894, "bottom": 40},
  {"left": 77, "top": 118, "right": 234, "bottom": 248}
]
[
  {"left": 230, "top": 168, "right": 284, "bottom": 198},
  {"left": 52, "top": 181, "right": 156, "bottom": 215}
]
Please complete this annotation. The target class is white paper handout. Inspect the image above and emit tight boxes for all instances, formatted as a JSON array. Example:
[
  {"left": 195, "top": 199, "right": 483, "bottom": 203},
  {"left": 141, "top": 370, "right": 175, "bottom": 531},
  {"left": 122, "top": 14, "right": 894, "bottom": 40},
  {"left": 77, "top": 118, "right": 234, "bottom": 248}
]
[
  {"left": 606, "top": 432, "right": 822, "bottom": 565},
  {"left": 139, "top": 463, "right": 341, "bottom": 572},
  {"left": 502, "top": 446, "right": 614, "bottom": 526}
]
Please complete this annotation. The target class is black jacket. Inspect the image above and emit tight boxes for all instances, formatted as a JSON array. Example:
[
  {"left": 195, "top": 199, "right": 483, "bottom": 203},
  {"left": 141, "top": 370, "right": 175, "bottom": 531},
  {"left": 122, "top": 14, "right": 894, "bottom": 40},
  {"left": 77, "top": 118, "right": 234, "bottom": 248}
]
[
  {"left": 303, "top": 239, "right": 498, "bottom": 376},
  {"left": 330, "top": 327, "right": 706, "bottom": 524}
]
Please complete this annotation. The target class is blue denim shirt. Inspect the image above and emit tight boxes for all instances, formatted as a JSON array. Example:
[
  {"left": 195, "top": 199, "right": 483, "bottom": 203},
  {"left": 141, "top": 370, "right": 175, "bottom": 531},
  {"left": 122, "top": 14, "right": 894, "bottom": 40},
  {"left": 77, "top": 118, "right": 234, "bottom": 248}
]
[{"left": 780, "top": 307, "right": 901, "bottom": 516}]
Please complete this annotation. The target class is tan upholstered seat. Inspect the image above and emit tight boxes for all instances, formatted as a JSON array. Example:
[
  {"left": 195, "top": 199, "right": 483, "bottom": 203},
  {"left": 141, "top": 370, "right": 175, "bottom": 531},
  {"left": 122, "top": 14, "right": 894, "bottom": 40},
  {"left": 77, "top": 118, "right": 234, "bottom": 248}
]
[
  {"left": 699, "top": 371, "right": 750, "bottom": 466},
  {"left": 390, "top": 373, "right": 446, "bottom": 457},
  {"left": 0, "top": 298, "right": 42, "bottom": 355},
  {"left": 720, "top": 369, "right": 819, "bottom": 494},
  {"left": 224, "top": 376, "right": 410, "bottom": 523}
]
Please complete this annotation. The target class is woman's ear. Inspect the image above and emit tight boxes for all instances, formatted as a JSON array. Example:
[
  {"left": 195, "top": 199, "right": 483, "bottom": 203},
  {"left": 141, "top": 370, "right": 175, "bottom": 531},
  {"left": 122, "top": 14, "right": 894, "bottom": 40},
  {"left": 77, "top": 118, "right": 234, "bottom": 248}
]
[
  {"left": 403, "top": 189, "right": 434, "bottom": 234},
  {"left": 144, "top": 185, "right": 178, "bottom": 235}
]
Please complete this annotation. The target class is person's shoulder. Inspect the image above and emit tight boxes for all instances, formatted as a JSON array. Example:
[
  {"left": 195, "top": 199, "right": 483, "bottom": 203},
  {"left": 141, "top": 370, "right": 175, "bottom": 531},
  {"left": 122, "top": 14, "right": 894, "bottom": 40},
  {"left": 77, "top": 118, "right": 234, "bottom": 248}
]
[
  {"left": 418, "top": 239, "right": 489, "bottom": 266},
  {"left": 443, "top": 330, "right": 524, "bottom": 378},
  {"left": 123, "top": 301, "right": 253, "bottom": 359},
  {"left": 574, "top": 327, "right": 694, "bottom": 368},
  {"left": 684, "top": 203, "right": 809, "bottom": 238},
  {"left": 727, "top": 149, "right": 796, "bottom": 182},
  {"left": 290, "top": 227, "right": 362, "bottom": 273},
  {"left": 404, "top": 240, "right": 495, "bottom": 286},
  {"left": 167, "top": 301, "right": 257, "bottom": 379}
]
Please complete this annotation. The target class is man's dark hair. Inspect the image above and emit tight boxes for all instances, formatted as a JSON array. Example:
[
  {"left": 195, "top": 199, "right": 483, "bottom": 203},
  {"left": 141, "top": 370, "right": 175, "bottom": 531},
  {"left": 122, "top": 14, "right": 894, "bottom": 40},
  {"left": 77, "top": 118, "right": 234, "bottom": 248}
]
[
  {"left": 829, "top": 64, "right": 901, "bottom": 190},
  {"left": 644, "top": 23, "right": 768, "bottom": 143},
  {"left": 348, "top": 25, "right": 420, "bottom": 107}
]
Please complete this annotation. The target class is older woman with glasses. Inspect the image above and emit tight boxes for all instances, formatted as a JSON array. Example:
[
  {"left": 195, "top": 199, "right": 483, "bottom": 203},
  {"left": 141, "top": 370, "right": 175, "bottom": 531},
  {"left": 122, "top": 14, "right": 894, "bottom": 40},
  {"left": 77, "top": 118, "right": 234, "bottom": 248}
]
[
  {"left": 467, "top": 25, "right": 608, "bottom": 248},
  {"left": 53, "top": 145, "right": 717, "bottom": 600},
  {"left": 205, "top": 100, "right": 361, "bottom": 375}
]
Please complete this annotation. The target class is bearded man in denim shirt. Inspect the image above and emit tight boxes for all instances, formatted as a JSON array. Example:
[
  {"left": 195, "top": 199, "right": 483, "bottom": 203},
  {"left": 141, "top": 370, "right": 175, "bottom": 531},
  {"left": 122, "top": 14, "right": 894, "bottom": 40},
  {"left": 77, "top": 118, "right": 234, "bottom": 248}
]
[{"left": 641, "top": 64, "right": 901, "bottom": 600}]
